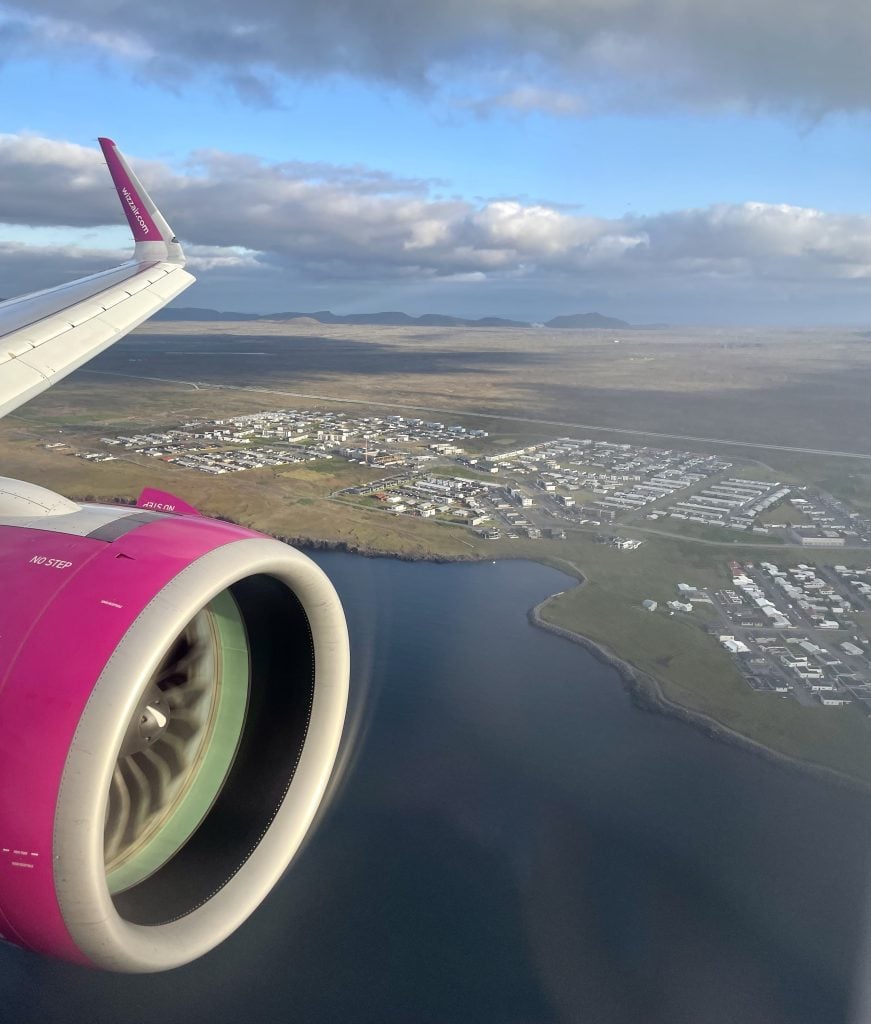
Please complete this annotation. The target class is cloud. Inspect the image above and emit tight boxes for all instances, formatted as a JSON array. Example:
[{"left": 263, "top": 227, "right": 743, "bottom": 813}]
[
  {"left": 0, "top": 7, "right": 154, "bottom": 61},
  {"left": 3, "top": 134, "right": 871, "bottom": 321},
  {"left": 183, "top": 245, "right": 264, "bottom": 273},
  {"left": 0, "top": 239, "right": 126, "bottom": 299},
  {"left": 466, "top": 86, "right": 588, "bottom": 119},
  {"left": 2, "top": 0, "right": 871, "bottom": 116}
]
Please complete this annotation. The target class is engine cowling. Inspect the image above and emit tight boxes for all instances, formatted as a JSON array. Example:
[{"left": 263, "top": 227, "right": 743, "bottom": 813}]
[{"left": 0, "top": 480, "right": 349, "bottom": 972}]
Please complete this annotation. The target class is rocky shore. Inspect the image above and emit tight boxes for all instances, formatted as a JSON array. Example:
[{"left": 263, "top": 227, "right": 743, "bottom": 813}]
[
  {"left": 528, "top": 596, "right": 871, "bottom": 796},
  {"left": 281, "top": 534, "right": 478, "bottom": 564}
]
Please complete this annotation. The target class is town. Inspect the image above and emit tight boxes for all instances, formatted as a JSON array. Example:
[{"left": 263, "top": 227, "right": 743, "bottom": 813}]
[
  {"left": 652, "top": 560, "right": 871, "bottom": 708},
  {"left": 64, "top": 406, "right": 871, "bottom": 549},
  {"left": 61, "top": 407, "right": 871, "bottom": 712}
]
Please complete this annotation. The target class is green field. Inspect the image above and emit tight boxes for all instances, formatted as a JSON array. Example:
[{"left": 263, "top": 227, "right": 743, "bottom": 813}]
[
  {"left": 532, "top": 536, "right": 871, "bottom": 784},
  {"left": 634, "top": 518, "right": 785, "bottom": 545},
  {"left": 756, "top": 501, "right": 810, "bottom": 526}
]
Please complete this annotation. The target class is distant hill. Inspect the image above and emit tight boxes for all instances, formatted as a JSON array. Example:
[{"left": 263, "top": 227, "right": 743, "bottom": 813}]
[
  {"left": 151, "top": 307, "right": 656, "bottom": 329},
  {"left": 263, "top": 310, "right": 532, "bottom": 328},
  {"left": 544, "top": 312, "right": 631, "bottom": 329},
  {"left": 265, "top": 310, "right": 417, "bottom": 325},
  {"left": 153, "top": 308, "right": 532, "bottom": 328}
]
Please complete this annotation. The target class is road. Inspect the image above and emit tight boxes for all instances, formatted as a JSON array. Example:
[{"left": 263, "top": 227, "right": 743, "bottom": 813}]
[
  {"left": 83, "top": 370, "right": 871, "bottom": 461},
  {"left": 621, "top": 522, "right": 871, "bottom": 552}
]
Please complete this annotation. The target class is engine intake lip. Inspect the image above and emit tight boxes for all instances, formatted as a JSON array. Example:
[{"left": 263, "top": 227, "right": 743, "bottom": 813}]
[{"left": 52, "top": 536, "right": 349, "bottom": 973}]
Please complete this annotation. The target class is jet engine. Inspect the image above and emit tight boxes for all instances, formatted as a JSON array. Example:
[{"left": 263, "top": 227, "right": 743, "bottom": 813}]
[{"left": 0, "top": 480, "right": 349, "bottom": 972}]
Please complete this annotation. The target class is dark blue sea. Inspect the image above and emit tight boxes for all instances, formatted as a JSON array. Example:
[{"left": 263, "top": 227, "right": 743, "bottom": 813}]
[{"left": 3, "top": 552, "right": 871, "bottom": 1024}]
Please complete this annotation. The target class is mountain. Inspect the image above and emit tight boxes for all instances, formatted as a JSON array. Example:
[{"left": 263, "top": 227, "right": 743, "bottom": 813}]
[
  {"left": 266, "top": 310, "right": 418, "bottom": 325},
  {"left": 264, "top": 310, "right": 531, "bottom": 328},
  {"left": 153, "top": 308, "right": 532, "bottom": 328},
  {"left": 151, "top": 307, "right": 652, "bottom": 329},
  {"left": 544, "top": 312, "right": 632, "bottom": 329}
]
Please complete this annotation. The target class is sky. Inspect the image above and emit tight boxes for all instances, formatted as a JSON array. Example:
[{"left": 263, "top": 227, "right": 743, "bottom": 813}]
[{"left": 3, "top": 1, "right": 871, "bottom": 324}]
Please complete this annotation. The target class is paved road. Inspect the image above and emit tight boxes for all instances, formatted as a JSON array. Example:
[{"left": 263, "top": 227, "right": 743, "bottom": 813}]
[{"left": 83, "top": 370, "right": 871, "bottom": 461}]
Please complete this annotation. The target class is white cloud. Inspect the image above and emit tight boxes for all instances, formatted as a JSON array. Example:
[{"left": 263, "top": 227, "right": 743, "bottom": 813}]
[
  {"left": 467, "top": 85, "right": 588, "bottom": 118},
  {"left": 183, "top": 245, "right": 264, "bottom": 272},
  {"left": 3, "top": 133, "right": 871, "bottom": 321}
]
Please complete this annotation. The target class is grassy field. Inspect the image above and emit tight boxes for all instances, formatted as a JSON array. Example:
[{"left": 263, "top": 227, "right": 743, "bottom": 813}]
[
  {"left": 6, "top": 321, "right": 871, "bottom": 784},
  {"left": 532, "top": 534, "right": 871, "bottom": 784},
  {"left": 633, "top": 518, "right": 785, "bottom": 545},
  {"left": 756, "top": 501, "right": 810, "bottom": 526}
]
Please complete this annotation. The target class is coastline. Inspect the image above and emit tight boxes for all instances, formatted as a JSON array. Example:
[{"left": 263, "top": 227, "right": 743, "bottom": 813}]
[
  {"left": 282, "top": 534, "right": 476, "bottom": 564},
  {"left": 296, "top": 532, "right": 871, "bottom": 795},
  {"left": 527, "top": 594, "right": 871, "bottom": 797},
  {"left": 296, "top": 531, "right": 871, "bottom": 793},
  {"left": 94, "top": 497, "right": 871, "bottom": 795}
]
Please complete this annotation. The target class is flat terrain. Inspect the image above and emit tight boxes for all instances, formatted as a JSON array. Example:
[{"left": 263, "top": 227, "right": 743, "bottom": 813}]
[
  {"left": 6, "top": 319, "right": 871, "bottom": 784},
  {"left": 69, "top": 319, "right": 871, "bottom": 510},
  {"left": 92, "top": 320, "right": 871, "bottom": 456}
]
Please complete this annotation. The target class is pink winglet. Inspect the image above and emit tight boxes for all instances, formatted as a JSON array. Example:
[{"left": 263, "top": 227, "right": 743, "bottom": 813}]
[
  {"left": 136, "top": 488, "right": 202, "bottom": 516},
  {"left": 98, "top": 137, "right": 160, "bottom": 242}
]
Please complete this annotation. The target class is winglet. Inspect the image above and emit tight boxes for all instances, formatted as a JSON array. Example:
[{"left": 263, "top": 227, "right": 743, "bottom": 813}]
[{"left": 98, "top": 138, "right": 186, "bottom": 265}]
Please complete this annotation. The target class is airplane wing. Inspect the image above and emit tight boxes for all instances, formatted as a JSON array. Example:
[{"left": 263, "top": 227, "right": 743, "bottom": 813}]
[{"left": 0, "top": 138, "right": 195, "bottom": 418}]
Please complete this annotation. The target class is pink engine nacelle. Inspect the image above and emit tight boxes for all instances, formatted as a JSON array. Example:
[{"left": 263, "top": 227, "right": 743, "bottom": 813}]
[{"left": 0, "top": 481, "right": 349, "bottom": 972}]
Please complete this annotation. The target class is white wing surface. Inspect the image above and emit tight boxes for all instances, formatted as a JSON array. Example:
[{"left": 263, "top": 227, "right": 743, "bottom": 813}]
[{"left": 0, "top": 138, "right": 195, "bottom": 418}]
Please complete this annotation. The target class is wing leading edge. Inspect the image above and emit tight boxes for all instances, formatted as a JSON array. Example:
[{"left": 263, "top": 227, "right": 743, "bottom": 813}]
[{"left": 0, "top": 138, "right": 195, "bottom": 418}]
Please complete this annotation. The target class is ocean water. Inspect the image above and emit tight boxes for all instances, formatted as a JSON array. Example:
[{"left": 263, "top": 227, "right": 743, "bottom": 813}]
[{"left": 3, "top": 552, "right": 871, "bottom": 1024}]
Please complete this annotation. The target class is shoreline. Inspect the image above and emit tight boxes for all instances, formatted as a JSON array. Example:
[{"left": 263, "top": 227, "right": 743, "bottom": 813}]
[
  {"left": 281, "top": 534, "right": 476, "bottom": 564},
  {"left": 292, "top": 532, "right": 871, "bottom": 795},
  {"left": 91, "top": 499, "right": 871, "bottom": 794},
  {"left": 528, "top": 595, "right": 871, "bottom": 797}
]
